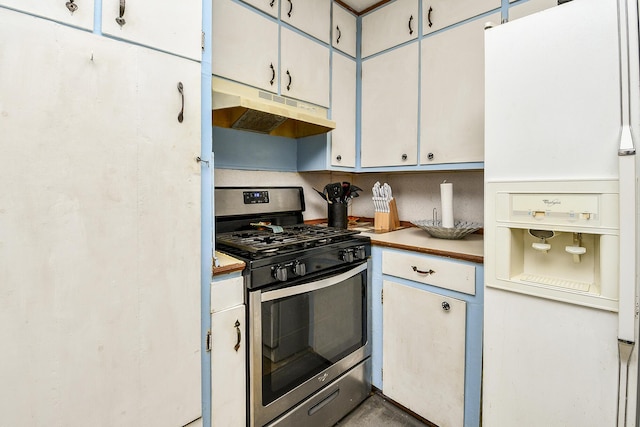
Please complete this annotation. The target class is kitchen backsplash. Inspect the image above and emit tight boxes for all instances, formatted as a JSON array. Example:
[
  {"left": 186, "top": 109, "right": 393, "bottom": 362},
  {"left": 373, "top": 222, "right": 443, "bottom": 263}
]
[{"left": 215, "top": 169, "right": 484, "bottom": 225}]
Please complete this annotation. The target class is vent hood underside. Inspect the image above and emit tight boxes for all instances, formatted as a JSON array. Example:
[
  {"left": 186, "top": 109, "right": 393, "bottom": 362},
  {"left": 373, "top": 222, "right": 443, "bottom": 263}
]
[{"left": 212, "top": 77, "right": 336, "bottom": 139}]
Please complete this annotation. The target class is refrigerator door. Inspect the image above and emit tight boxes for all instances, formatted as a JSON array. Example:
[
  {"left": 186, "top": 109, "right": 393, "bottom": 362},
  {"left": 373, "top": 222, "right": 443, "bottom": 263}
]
[
  {"left": 484, "top": 0, "right": 640, "bottom": 425},
  {"left": 484, "top": 0, "right": 621, "bottom": 182}
]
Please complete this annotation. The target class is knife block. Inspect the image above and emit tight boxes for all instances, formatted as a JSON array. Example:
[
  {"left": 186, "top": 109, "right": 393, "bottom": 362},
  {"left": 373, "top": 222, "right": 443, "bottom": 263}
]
[{"left": 374, "top": 198, "right": 400, "bottom": 232}]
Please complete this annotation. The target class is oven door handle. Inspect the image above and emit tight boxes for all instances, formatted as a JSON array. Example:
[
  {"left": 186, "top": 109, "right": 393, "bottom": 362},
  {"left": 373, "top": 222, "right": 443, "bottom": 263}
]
[{"left": 261, "top": 262, "right": 368, "bottom": 302}]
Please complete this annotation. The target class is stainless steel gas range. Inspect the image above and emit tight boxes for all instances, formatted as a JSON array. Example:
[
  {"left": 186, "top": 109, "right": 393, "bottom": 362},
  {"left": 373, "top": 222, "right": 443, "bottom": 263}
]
[{"left": 215, "top": 187, "right": 372, "bottom": 427}]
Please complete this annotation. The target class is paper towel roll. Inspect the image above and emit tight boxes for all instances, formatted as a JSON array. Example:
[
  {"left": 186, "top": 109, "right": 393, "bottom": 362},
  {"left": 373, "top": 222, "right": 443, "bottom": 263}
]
[{"left": 441, "top": 182, "right": 454, "bottom": 228}]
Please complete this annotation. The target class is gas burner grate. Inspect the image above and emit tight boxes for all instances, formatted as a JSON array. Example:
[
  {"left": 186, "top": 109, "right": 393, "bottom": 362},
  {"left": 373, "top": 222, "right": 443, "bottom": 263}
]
[{"left": 216, "top": 225, "right": 360, "bottom": 254}]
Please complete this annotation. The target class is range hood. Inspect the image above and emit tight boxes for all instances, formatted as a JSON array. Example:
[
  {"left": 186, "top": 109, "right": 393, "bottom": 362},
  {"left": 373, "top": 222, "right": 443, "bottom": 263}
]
[{"left": 212, "top": 77, "right": 336, "bottom": 138}]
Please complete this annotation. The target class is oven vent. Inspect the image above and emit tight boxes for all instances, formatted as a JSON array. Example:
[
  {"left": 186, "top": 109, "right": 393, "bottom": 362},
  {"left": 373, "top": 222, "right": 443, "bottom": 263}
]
[{"left": 212, "top": 77, "right": 336, "bottom": 138}]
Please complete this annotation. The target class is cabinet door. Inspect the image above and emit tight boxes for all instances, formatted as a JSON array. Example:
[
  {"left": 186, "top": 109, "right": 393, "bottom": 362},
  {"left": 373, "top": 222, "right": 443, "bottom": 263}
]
[
  {"left": 281, "top": 27, "right": 330, "bottom": 107},
  {"left": 102, "top": 0, "right": 201, "bottom": 61},
  {"left": 383, "top": 281, "right": 466, "bottom": 427},
  {"left": 242, "top": 0, "right": 278, "bottom": 17},
  {"left": 0, "top": 0, "right": 93, "bottom": 29},
  {"left": 280, "top": 0, "right": 331, "bottom": 43},
  {"left": 212, "top": 0, "right": 279, "bottom": 93},
  {"left": 211, "top": 304, "right": 247, "bottom": 427},
  {"left": 331, "top": 54, "right": 357, "bottom": 167},
  {"left": 422, "top": 0, "right": 499, "bottom": 35},
  {"left": 508, "top": 0, "right": 557, "bottom": 21},
  {"left": 332, "top": 2, "right": 357, "bottom": 58},
  {"left": 420, "top": 14, "right": 499, "bottom": 165},
  {"left": 361, "top": 43, "right": 418, "bottom": 167},
  {"left": 361, "top": 0, "right": 418, "bottom": 58},
  {"left": 0, "top": 10, "right": 201, "bottom": 426}
]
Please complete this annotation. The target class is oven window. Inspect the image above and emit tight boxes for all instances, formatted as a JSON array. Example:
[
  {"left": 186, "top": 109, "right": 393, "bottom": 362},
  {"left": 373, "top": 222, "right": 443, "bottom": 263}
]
[{"left": 261, "top": 272, "right": 366, "bottom": 406}]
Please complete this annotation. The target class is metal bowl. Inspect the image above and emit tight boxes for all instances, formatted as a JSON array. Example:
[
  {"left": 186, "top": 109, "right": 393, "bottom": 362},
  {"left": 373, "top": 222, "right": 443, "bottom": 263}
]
[{"left": 411, "top": 220, "right": 482, "bottom": 240}]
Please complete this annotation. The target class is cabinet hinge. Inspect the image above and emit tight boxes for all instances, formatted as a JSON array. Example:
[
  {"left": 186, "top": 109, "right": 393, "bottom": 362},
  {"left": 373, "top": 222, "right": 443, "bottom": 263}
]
[
  {"left": 206, "top": 329, "right": 212, "bottom": 352},
  {"left": 381, "top": 289, "right": 383, "bottom": 304},
  {"left": 201, "top": 31, "right": 205, "bottom": 51}
]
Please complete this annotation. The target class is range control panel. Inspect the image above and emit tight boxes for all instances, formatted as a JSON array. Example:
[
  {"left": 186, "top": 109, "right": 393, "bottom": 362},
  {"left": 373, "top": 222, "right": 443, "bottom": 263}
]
[{"left": 243, "top": 191, "right": 269, "bottom": 204}]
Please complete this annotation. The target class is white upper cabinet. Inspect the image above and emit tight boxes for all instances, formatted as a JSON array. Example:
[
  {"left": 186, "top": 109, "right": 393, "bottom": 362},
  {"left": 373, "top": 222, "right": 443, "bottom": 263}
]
[
  {"left": 361, "top": 0, "right": 419, "bottom": 58},
  {"left": 420, "top": 14, "right": 499, "bottom": 165},
  {"left": 422, "top": 0, "right": 500, "bottom": 35},
  {"left": 280, "top": 0, "right": 331, "bottom": 43},
  {"left": 101, "top": 0, "right": 202, "bottom": 61},
  {"left": 331, "top": 54, "right": 357, "bottom": 167},
  {"left": 212, "top": 0, "right": 329, "bottom": 107},
  {"left": 332, "top": 2, "right": 357, "bottom": 58},
  {"left": 280, "top": 27, "right": 331, "bottom": 107},
  {"left": 0, "top": 0, "right": 94, "bottom": 29},
  {"left": 212, "top": 0, "right": 279, "bottom": 93},
  {"left": 508, "top": 0, "right": 557, "bottom": 21},
  {"left": 241, "top": 0, "right": 278, "bottom": 17},
  {"left": 361, "top": 42, "right": 419, "bottom": 167}
]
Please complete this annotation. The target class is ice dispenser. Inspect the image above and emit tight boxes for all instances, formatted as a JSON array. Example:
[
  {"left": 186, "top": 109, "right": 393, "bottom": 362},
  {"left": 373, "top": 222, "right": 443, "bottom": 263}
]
[{"left": 485, "top": 181, "right": 619, "bottom": 311}]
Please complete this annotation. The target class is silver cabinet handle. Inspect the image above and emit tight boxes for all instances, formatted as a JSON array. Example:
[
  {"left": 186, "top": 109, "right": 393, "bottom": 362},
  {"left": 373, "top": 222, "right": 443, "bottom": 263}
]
[
  {"left": 65, "top": 0, "right": 78, "bottom": 13},
  {"left": 177, "top": 82, "right": 184, "bottom": 123},
  {"left": 116, "top": 0, "right": 126, "bottom": 27},
  {"left": 442, "top": 301, "right": 450, "bottom": 311},
  {"left": 234, "top": 320, "right": 241, "bottom": 352}
]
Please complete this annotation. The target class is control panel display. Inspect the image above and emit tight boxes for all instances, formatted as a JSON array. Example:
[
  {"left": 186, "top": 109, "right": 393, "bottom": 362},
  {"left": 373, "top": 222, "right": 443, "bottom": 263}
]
[{"left": 244, "top": 191, "right": 269, "bottom": 204}]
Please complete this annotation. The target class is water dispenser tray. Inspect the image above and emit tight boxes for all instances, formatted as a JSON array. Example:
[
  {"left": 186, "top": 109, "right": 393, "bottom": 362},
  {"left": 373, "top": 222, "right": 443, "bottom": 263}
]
[{"left": 518, "top": 274, "right": 591, "bottom": 292}]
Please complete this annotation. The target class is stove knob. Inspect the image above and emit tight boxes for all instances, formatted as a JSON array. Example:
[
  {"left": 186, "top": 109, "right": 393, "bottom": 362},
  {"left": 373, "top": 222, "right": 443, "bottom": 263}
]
[
  {"left": 341, "top": 249, "right": 354, "bottom": 263},
  {"left": 293, "top": 261, "right": 306, "bottom": 277},
  {"left": 273, "top": 265, "right": 288, "bottom": 282},
  {"left": 354, "top": 246, "right": 367, "bottom": 260}
]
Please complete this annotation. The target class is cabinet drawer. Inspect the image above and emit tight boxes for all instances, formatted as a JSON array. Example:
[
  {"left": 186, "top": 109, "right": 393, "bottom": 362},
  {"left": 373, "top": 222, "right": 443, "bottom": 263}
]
[
  {"left": 382, "top": 251, "right": 475, "bottom": 295},
  {"left": 211, "top": 275, "right": 244, "bottom": 312}
]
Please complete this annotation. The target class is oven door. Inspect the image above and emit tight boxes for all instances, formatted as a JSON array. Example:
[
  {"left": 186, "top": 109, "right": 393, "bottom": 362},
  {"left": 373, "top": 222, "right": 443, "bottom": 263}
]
[{"left": 248, "top": 261, "right": 371, "bottom": 427}]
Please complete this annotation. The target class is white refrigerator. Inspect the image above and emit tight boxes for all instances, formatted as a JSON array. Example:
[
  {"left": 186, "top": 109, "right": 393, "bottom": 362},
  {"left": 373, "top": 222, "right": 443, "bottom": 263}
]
[{"left": 483, "top": 0, "right": 640, "bottom": 425}]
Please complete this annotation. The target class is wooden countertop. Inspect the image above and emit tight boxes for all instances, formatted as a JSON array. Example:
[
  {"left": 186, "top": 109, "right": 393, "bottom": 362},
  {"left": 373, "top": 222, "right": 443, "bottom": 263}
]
[
  {"left": 212, "top": 251, "right": 245, "bottom": 276},
  {"left": 360, "top": 227, "right": 484, "bottom": 264}
]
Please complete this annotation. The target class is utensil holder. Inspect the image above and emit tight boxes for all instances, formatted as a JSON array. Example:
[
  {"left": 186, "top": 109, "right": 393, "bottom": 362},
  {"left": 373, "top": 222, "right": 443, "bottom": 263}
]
[
  {"left": 328, "top": 202, "right": 348, "bottom": 229},
  {"left": 374, "top": 198, "right": 400, "bottom": 232}
]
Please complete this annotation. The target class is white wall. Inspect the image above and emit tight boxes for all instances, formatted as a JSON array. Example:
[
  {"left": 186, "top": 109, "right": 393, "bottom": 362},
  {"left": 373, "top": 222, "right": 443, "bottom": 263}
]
[{"left": 214, "top": 169, "right": 484, "bottom": 225}]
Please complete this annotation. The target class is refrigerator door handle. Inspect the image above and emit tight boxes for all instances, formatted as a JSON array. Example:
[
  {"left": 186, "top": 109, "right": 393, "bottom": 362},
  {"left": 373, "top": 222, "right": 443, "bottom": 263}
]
[
  {"left": 617, "top": 0, "right": 638, "bottom": 345},
  {"left": 618, "top": 0, "right": 636, "bottom": 156}
]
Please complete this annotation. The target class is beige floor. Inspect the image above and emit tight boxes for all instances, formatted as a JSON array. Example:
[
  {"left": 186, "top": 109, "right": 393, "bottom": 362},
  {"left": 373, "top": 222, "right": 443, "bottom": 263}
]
[{"left": 335, "top": 393, "right": 431, "bottom": 427}]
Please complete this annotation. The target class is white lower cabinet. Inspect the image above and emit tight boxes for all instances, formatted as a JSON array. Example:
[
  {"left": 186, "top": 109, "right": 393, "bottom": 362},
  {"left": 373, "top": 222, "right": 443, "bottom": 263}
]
[
  {"left": 373, "top": 246, "right": 482, "bottom": 427},
  {"left": 211, "top": 275, "right": 246, "bottom": 427},
  {"left": 382, "top": 280, "right": 466, "bottom": 427}
]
